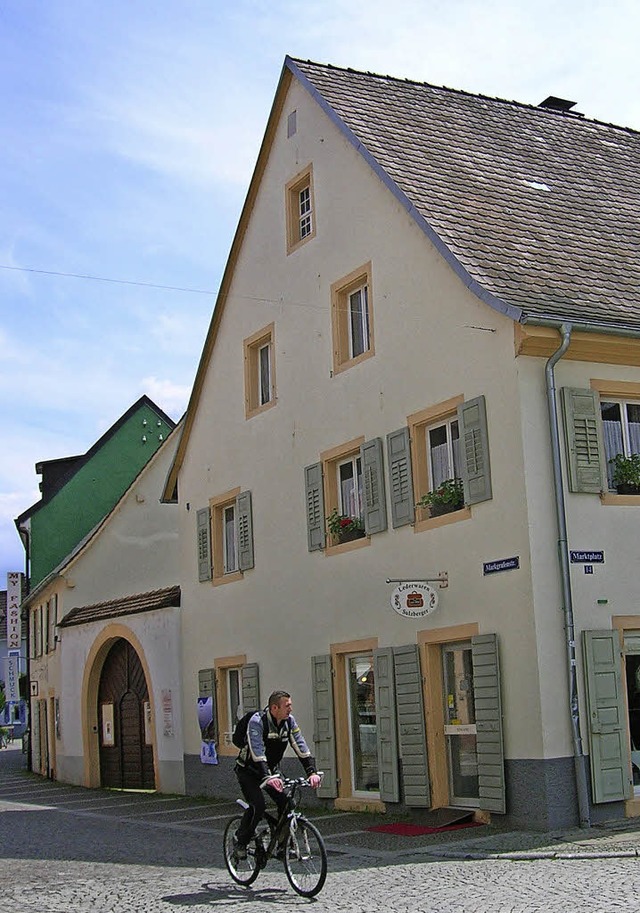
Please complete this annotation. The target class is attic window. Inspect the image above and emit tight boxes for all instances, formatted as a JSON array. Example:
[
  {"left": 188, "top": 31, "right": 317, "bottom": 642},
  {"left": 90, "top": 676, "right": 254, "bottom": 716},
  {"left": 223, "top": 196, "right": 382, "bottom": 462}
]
[
  {"left": 538, "top": 96, "right": 577, "bottom": 112},
  {"left": 523, "top": 180, "right": 551, "bottom": 192}
]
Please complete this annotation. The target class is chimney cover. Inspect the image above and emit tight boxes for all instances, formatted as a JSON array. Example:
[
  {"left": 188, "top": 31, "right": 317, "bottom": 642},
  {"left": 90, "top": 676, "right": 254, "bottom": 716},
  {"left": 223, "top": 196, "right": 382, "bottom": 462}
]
[{"left": 538, "top": 96, "right": 577, "bottom": 112}]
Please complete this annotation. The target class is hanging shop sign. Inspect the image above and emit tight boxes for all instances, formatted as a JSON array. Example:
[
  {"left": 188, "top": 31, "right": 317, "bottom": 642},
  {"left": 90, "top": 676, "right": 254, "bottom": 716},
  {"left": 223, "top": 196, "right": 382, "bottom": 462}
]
[
  {"left": 390, "top": 582, "right": 439, "bottom": 618},
  {"left": 6, "top": 572, "right": 22, "bottom": 651}
]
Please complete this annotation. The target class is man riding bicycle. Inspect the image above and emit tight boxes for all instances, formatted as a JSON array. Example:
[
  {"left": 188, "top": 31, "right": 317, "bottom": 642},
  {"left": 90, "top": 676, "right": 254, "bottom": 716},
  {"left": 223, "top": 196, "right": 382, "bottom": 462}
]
[{"left": 233, "top": 690, "right": 321, "bottom": 858}]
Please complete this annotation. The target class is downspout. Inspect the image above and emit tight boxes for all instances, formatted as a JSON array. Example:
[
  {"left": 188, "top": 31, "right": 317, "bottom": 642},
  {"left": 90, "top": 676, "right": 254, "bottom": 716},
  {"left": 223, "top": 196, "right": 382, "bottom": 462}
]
[{"left": 545, "top": 322, "right": 591, "bottom": 827}]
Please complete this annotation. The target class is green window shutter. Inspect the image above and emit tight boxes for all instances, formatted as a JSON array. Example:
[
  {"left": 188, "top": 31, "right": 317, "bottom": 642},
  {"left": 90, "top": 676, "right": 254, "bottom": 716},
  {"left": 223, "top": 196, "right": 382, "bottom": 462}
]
[
  {"left": 305, "top": 463, "right": 325, "bottom": 551},
  {"left": 386, "top": 427, "right": 415, "bottom": 528},
  {"left": 361, "top": 437, "right": 388, "bottom": 535},
  {"left": 241, "top": 663, "right": 260, "bottom": 714},
  {"left": 311, "top": 655, "right": 338, "bottom": 797},
  {"left": 457, "top": 395, "right": 492, "bottom": 505},
  {"left": 374, "top": 647, "right": 400, "bottom": 802},
  {"left": 196, "top": 507, "right": 212, "bottom": 582},
  {"left": 472, "top": 634, "right": 506, "bottom": 814},
  {"left": 582, "top": 630, "right": 631, "bottom": 803},
  {"left": 561, "top": 387, "right": 606, "bottom": 493},
  {"left": 198, "top": 667, "right": 218, "bottom": 742},
  {"left": 394, "top": 644, "right": 430, "bottom": 807},
  {"left": 236, "top": 490, "right": 254, "bottom": 571}
]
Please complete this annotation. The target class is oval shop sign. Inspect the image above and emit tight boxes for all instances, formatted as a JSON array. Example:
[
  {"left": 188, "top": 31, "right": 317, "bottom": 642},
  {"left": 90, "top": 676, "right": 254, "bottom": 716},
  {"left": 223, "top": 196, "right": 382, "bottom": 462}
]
[{"left": 390, "top": 581, "right": 439, "bottom": 619}]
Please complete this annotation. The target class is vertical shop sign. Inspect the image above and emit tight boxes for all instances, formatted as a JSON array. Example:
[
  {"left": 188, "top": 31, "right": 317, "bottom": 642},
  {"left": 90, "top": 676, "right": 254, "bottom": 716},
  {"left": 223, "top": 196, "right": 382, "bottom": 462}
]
[{"left": 6, "top": 572, "right": 22, "bottom": 651}]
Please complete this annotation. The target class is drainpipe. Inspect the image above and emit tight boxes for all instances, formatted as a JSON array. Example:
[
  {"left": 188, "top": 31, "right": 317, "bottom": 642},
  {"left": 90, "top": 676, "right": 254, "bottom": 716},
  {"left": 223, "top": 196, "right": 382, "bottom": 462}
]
[{"left": 545, "top": 322, "right": 591, "bottom": 828}]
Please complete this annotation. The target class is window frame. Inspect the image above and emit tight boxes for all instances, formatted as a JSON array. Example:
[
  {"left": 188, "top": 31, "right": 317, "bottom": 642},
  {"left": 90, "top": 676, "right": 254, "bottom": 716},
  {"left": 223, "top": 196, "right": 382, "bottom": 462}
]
[
  {"left": 211, "top": 487, "right": 243, "bottom": 585},
  {"left": 331, "top": 262, "right": 374, "bottom": 375},
  {"left": 214, "top": 654, "right": 247, "bottom": 756},
  {"left": 408, "top": 395, "right": 471, "bottom": 532},
  {"left": 244, "top": 323, "right": 276, "bottom": 419},
  {"left": 285, "top": 164, "right": 316, "bottom": 254},
  {"left": 592, "top": 379, "right": 640, "bottom": 504},
  {"left": 321, "top": 436, "right": 370, "bottom": 554}
]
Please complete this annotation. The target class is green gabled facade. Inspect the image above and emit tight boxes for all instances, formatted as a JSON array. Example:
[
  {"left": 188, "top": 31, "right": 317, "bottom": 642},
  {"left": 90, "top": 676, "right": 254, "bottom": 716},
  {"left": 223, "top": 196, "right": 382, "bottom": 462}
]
[{"left": 16, "top": 396, "right": 176, "bottom": 588}]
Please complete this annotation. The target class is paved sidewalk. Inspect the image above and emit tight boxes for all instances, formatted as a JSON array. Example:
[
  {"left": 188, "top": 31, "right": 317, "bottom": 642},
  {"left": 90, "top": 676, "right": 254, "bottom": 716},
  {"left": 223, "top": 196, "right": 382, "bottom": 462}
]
[{"left": 3, "top": 741, "right": 640, "bottom": 864}]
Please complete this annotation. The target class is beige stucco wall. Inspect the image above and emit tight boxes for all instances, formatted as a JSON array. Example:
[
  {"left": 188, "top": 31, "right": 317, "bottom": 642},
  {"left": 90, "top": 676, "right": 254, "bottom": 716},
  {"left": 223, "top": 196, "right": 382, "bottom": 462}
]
[{"left": 177, "top": 78, "right": 555, "bottom": 764}]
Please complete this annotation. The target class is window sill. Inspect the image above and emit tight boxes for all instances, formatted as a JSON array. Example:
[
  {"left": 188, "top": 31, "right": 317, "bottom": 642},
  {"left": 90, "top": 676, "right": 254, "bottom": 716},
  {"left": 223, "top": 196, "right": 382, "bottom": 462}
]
[
  {"left": 212, "top": 570, "right": 244, "bottom": 587},
  {"left": 600, "top": 492, "right": 640, "bottom": 506},
  {"left": 245, "top": 398, "right": 277, "bottom": 420},
  {"left": 414, "top": 506, "right": 471, "bottom": 533},
  {"left": 332, "top": 348, "right": 374, "bottom": 376},
  {"left": 325, "top": 536, "right": 370, "bottom": 557}
]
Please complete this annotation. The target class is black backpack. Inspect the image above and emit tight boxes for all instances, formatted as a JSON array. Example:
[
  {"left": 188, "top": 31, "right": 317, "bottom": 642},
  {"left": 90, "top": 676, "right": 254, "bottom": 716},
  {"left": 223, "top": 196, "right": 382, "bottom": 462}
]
[{"left": 232, "top": 709, "right": 269, "bottom": 749}]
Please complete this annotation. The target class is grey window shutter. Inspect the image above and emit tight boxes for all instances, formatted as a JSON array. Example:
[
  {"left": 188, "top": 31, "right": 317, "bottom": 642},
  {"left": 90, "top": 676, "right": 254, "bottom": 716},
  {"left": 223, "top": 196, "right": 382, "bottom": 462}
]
[
  {"left": 394, "top": 644, "right": 430, "bottom": 807},
  {"left": 311, "top": 655, "right": 338, "bottom": 797},
  {"left": 236, "top": 490, "right": 254, "bottom": 571},
  {"left": 374, "top": 647, "right": 400, "bottom": 802},
  {"left": 387, "top": 427, "right": 415, "bottom": 528},
  {"left": 305, "top": 463, "right": 325, "bottom": 551},
  {"left": 458, "top": 395, "right": 492, "bottom": 505},
  {"left": 241, "top": 663, "right": 260, "bottom": 714},
  {"left": 361, "top": 437, "right": 388, "bottom": 535},
  {"left": 196, "top": 507, "right": 212, "bottom": 581},
  {"left": 582, "top": 630, "right": 631, "bottom": 802},
  {"left": 561, "top": 387, "right": 606, "bottom": 493},
  {"left": 472, "top": 634, "right": 506, "bottom": 814},
  {"left": 198, "top": 667, "right": 217, "bottom": 742}
]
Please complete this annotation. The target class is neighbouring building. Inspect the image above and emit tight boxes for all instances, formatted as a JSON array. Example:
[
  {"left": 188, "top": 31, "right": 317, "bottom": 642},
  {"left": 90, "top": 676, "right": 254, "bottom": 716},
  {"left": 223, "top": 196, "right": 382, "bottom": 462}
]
[{"left": 160, "top": 57, "right": 640, "bottom": 831}]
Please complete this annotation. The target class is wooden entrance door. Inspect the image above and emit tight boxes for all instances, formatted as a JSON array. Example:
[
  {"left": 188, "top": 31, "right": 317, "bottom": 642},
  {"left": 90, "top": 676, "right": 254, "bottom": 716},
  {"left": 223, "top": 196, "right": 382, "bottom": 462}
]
[{"left": 98, "top": 639, "right": 155, "bottom": 789}]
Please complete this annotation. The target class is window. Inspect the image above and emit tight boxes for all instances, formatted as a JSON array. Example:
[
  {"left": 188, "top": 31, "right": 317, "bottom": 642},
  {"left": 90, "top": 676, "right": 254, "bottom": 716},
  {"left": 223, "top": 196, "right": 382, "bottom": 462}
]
[
  {"left": 427, "top": 417, "right": 462, "bottom": 490},
  {"left": 244, "top": 324, "right": 276, "bottom": 418},
  {"left": 322, "top": 438, "right": 368, "bottom": 550},
  {"left": 213, "top": 657, "right": 260, "bottom": 756},
  {"left": 410, "top": 396, "right": 467, "bottom": 526},
  {"left": 337, "top": 454, "right": 363, "bottom": 519},
  {"left": 198, "top": 489, "right": 254, "bottom": 585},
  {"left": 601, "top": 399, "right": 640, "bottom": 488},
  {"left": 286, "top": 164, "right": 315, "bottom": 253},
  {"left": 331, "top": 263, "right": 374, "bottom": 374}
]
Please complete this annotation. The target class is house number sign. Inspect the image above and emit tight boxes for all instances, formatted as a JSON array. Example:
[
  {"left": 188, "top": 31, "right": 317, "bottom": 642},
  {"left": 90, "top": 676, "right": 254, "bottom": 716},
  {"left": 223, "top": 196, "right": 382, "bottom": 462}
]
[{"left": 390, "top": 582, "right": 439, "bottom": 618}]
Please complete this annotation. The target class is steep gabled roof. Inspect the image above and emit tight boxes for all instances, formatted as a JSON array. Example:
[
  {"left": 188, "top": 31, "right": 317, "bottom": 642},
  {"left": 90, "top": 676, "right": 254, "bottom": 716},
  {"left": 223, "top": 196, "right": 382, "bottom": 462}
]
[
  {"left": 162, "top": 56, "right": 640, "bottom": 499},
  {"left": 291, "top": 58, "right": 640, "bottom": 332}
]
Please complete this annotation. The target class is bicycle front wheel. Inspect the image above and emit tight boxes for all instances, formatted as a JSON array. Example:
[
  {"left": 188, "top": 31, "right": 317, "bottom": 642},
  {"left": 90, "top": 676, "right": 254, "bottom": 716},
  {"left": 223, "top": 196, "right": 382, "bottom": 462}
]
[
  {"left": 223, "top": 816, "right": 260, "bottom": 886},
  {"left": 284, "top": 818, "right": 327, "bottom": 898}
]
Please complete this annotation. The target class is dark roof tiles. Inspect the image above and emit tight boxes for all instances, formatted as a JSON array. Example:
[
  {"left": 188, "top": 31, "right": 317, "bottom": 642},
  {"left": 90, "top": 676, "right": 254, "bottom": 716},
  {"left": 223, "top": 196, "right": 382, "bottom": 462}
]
[
  {"left": 291, "top": 59, "right": 640, "bottom": 330},
  {"left": 59, "top": 586, "right": 180, "bottom": 628}
]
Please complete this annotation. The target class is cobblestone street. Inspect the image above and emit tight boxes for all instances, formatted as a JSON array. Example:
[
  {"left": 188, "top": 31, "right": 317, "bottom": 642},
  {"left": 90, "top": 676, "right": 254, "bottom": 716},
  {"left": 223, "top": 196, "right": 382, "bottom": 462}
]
[{"left": 3, "top": 744, "right": 640, "bottom": 912}]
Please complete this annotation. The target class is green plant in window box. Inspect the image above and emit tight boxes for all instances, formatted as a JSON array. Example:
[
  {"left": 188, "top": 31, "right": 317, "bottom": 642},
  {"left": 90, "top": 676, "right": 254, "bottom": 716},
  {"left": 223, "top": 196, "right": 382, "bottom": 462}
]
[
  {"left": 610, "top": 453, "right": 640, "bottom": 494},
  {"left": 327, "top": 508, "right": 366, "bottom": 544},
  {"left": 416, "top": 478, "right": 465, "bottom": 517}
]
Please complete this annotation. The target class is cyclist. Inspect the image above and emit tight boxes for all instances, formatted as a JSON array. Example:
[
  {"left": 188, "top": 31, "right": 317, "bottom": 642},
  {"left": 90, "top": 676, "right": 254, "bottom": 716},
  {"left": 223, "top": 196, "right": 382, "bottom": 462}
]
[{"left": 233, "top": 690, "right": 321, "bottom": 858}]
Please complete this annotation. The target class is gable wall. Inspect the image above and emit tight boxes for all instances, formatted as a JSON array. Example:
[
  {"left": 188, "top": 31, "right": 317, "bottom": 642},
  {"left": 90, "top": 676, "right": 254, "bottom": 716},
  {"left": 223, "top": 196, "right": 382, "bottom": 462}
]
[{"left": 178, "top": 78, "right": 551, "bottom": 762}]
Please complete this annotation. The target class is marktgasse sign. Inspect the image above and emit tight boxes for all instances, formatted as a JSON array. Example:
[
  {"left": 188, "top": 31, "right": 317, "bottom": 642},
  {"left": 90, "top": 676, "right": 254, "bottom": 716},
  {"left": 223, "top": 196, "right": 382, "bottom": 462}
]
[{"left": 390, "top": 582, "right": 439, "bottom": 618}]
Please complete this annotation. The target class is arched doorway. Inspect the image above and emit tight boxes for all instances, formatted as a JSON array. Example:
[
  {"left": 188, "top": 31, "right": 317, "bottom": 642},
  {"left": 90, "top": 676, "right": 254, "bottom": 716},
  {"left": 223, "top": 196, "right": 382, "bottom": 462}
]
[{"left": 97, "top": 638, "right": 155, "bottom": 789}]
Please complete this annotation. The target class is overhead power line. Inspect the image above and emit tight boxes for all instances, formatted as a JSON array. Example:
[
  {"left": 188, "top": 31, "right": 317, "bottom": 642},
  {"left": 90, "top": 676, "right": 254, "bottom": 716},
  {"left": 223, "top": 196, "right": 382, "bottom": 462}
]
[{"left": 0, "top": 263, "right": 216, "bottom": 295}]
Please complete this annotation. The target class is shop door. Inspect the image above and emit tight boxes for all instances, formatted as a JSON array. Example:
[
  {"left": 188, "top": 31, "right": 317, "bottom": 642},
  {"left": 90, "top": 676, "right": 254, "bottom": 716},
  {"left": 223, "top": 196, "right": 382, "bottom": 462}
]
[
  {"left": 346, "top": 653, "right": 379, "bottom": 797},
  {"left": 98, "top": 639, "right": 155, "bottom": 790},
  {"left": 443, "top": 642, "right": 480, "bottom": 807},
  {"left": 624, "top": 632, "right": 640, "bottom": 795}
]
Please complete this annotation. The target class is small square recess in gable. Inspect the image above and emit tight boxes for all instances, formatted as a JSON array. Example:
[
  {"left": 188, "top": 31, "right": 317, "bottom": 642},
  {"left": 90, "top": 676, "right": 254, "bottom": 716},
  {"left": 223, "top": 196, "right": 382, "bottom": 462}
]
[{"left": 287, "top": 110, "right": 297, "bottom": 138}]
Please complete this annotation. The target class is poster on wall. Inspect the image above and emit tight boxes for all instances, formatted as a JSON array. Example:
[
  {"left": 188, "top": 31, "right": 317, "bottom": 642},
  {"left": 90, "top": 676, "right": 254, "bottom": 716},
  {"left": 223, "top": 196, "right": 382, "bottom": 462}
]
[
  {"left": 144, "top": 701, "right": 153, "bottom": 746},
  {"left": 101, "top": 703, "right": 115, "bottom": 746},
  {"left": 197, "top": 696, "right": 218, "bottom": 765},
  {"left": 161, "top": 689, "right": 174, "bottom": 738}
]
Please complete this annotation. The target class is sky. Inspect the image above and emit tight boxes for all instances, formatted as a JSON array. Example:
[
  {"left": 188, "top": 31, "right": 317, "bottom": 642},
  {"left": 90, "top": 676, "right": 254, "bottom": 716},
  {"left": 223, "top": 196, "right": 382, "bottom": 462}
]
[{"left": 1, "top": 0, "right": 640, "bottom": 584}]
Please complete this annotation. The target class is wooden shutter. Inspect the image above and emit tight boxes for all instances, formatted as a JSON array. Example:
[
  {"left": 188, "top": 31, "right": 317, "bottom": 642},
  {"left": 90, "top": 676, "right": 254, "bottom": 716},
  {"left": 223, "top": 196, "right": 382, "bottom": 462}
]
[
  {"left": 582, "top": 630, "right": 631, "bottom": 802},
  {"left": 458, "top": 395, "right": 492, "bottom": 505},
  {"left": 241, "top": 663, "right": 260, "bottom": 713},
  {"left": 311, "top": 655, "right": 338, "bottom": 797},
  {"left": 361, "top": 437, "right": 388, "bottom": 535},
  {"left": 236, "top": 490, "right": 254, "bottom": 571},
  {"left": 198, "top": 667, "right": 217, "bottom": 742},
  {"left": 374, "top": 647, "right": 400, "bottom": 801},
  {"left": 472, "top": 634, "right": 506, "bottom": 813},
  {"left": 387, "top": 427, "right": 415, "bottom": 528},
  {"left": 561, "top": 387, "right": 606, "bottom": 493},
  {"left": 394, "top": 644, "right": 430, "bottom": 806},
  {"left": 305, "top": 463, "right": 325, "bottom": 551},
  {"left": 196, "top": 507, "right": 212, "bottom": 581}
]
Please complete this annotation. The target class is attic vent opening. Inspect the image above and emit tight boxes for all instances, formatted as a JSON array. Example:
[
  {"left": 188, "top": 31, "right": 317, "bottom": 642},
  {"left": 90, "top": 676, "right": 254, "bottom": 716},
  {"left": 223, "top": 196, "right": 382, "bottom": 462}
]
[{"left": 538, "top": 96, "right": 577, "bottom": 112}]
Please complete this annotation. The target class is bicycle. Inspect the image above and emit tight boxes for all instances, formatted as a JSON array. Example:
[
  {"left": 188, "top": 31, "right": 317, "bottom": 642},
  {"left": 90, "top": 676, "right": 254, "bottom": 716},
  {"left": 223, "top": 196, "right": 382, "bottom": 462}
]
[{"left": 223, "top": 774, "right": 328, "bottom": 898}]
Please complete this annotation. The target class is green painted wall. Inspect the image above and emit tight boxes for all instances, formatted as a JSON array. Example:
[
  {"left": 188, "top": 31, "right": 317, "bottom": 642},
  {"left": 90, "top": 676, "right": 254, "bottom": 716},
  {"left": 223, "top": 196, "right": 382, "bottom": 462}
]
[{"left": 29, "top": 402, "right": 173, "bottom": 588}]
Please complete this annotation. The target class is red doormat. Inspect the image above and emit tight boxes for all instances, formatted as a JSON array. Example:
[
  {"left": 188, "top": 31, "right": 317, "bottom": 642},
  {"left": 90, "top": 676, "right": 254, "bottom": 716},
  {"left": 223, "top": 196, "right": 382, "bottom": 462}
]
[{"left": 366, "top": 821, "right": 484, "bottom": 836}]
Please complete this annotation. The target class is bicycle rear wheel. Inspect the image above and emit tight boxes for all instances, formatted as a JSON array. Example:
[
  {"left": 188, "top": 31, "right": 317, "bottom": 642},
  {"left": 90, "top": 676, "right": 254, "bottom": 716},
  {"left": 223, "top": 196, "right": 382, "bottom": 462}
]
[
  {"left": 284, "top": 818, "right": 327, "bottom": 898},
  {"left": 223, "top": 816, "right": 260, "bottom": 886}
]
